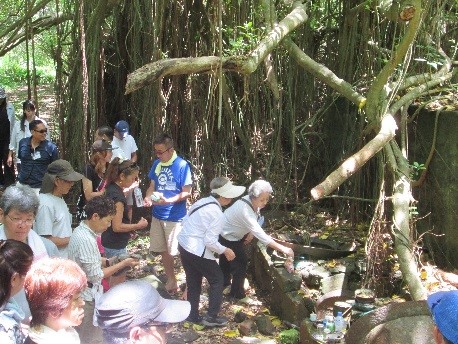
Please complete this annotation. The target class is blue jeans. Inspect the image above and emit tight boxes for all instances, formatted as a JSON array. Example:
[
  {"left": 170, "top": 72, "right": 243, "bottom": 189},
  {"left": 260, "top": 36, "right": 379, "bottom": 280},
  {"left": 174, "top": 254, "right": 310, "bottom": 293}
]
[{"left": 103, "top": 247, "right": 127, "bottom": 259}]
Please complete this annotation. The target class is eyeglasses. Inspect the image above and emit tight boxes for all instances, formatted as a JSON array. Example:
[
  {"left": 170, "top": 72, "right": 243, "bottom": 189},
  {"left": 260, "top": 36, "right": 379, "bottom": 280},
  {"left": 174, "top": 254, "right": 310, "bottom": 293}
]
[
  {"left": 34, "top": 129, "right": 48, "bottom": 134},
  {"left": 154, "top": 147, "right": 171, "bottom": 156},
  {"left": 6, "top": 214, "right": 34, "bottom": 226}
]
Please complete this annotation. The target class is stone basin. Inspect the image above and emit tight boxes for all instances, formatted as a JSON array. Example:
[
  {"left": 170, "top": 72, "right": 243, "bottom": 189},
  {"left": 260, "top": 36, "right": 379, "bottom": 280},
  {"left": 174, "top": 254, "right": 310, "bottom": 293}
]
[
  {"left": 345, "top": 301, "right": 435, "bottom": 344},
  {"left": 273, "top": 238, "right": 356, "bottom": 259}
]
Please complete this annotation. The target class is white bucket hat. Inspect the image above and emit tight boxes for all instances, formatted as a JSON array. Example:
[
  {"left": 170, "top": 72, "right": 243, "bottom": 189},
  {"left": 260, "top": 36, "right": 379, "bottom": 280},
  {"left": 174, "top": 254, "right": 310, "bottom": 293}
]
[{"left": 211, "top": 180, "right": 246, "bottom": 198}]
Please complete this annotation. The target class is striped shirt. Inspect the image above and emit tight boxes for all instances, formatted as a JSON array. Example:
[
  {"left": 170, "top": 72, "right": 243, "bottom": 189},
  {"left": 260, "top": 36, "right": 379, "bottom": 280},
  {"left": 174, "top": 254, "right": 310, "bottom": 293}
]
[{"left": 68, "top": 221, "right": 103, "bottom": 301}]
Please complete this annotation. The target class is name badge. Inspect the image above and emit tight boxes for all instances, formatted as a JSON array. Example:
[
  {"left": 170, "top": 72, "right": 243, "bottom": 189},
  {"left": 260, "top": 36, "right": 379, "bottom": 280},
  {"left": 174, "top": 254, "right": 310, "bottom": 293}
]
[{"left": 32, "top": 151, "right": 41, "bottom": 160}]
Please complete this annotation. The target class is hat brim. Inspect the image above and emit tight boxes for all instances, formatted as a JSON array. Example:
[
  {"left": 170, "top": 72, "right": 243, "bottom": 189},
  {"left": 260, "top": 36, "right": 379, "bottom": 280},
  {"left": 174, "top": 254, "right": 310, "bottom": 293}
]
[
  {"left": 153, "top": 298, "right": 191, "bottom": 323},
  {"left": 60, "top": 171, "right": 84, "bottom": 182},
  {"left": 216, "top": 185, "right": 246, "bottom": 199}
]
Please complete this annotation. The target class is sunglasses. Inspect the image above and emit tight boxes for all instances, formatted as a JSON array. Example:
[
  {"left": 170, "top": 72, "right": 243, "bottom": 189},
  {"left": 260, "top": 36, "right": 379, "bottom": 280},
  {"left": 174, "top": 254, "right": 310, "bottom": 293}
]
[{"left": 34, "top": 129, "right": 48, "bottom": 134}]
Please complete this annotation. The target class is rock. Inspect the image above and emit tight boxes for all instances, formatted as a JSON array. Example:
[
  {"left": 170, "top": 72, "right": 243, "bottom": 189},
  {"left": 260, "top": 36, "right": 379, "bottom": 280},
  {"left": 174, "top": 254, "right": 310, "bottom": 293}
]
[
  {"left": 270, "top": 290, "right": 309, "bottom": 324},
  {"left": 320, "top": 272, "right": 347, "bottom": 294},
  {"left": 180, "top": 330, "right": 200, "bottom": 343},
  {"left": 239, "top": 319, "right": 258, "bottom": 336},
  {"left": 345, "top": 301, "right": 435, "bottom": 344},
  {"left": 234, "top": 311, "right": 248, "bottom": 323},
  {"left": 299, "top": 319, "right": 317, "bottom": 344},
  {"left": 255, "top": 315, "right": 276, "bottom": 335}
]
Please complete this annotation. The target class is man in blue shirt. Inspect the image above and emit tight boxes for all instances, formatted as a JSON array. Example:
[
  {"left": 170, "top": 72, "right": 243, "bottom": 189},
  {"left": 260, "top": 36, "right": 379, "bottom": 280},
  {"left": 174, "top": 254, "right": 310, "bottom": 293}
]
[
  {"left": 17, "top": 119, "right": 58, "bottom": 191},
  {"left": 144, "top": 134, "right": 192, "bottom": 293}
]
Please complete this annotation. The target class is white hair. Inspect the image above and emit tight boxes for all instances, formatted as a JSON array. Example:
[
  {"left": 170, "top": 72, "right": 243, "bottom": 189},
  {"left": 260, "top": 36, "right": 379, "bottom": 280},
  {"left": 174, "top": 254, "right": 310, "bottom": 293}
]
[{"left": 248, "top": 180, "right": 273, "bottom": 198}]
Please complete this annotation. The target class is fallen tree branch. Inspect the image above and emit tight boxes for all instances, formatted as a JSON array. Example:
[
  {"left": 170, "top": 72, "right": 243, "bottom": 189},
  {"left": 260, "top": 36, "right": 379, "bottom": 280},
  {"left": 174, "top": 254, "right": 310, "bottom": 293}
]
[
  {"left": 284, "top": 38, "right": 366, "bottom": 107},
  {"left": 125, "top": 2, "right": 308, "bottom": 94},
  {"left": 310, "top": 115, "right": 398, "bottom": 200}
]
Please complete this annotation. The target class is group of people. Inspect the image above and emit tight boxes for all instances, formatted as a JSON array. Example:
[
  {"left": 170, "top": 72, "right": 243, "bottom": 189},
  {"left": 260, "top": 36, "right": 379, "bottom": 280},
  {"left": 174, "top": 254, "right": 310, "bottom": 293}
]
[{"left": 0, "top": 241, "right": 190, "bottom": 344}]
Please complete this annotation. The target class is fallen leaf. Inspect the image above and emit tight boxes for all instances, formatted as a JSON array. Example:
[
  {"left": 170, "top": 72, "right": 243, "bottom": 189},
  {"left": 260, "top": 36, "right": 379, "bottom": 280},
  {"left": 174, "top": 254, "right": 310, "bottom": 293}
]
[
  {"left": 272, "top": 318, "right": 282, "bottom": 327},
  {"left": 193, "top": 323, "right": 205, "bottom": 331},
  {"left": 223, "top": 329, "right": 239, "bottom": 337}
]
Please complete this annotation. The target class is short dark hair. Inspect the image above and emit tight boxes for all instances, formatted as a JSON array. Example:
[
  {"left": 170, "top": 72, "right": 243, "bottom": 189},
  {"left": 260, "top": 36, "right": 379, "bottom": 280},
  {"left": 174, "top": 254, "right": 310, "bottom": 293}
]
[
  {"left": 0, "top": 240, "right": 34, "bottom": 307},
  {"left": 97, "top": 125, "right": 114, "bottom": 141},
  {"left": 85, "top": 196, "right": 116, "bottom": 218},
  {"left": 29, "top": 119, "right": 44, "bottom": 131},
  {"left": 153, "top": 133, "right": 174, "bottom": 148},
  {"left": 105, "top": 158, "right": 139, "bottom": 185}
]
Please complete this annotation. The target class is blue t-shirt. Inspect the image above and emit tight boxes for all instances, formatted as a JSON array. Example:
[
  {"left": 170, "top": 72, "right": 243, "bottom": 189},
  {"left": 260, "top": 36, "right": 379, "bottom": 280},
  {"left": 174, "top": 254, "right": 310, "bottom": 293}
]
[
  {"left": 148, "top": 156, "right": 192, "bottom": 222},
  {"left": 17, "top": 137, "right": 59, "bottom": 188}
]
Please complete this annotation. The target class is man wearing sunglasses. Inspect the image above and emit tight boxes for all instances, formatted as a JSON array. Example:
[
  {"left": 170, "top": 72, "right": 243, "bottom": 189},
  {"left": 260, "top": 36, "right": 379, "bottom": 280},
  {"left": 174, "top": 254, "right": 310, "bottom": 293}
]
[
  {"left": 96, "top": 280, "right": 190, "bottom": 344},
  {"left": 17, "top": 119, "right": 58, "bottom": 193}
]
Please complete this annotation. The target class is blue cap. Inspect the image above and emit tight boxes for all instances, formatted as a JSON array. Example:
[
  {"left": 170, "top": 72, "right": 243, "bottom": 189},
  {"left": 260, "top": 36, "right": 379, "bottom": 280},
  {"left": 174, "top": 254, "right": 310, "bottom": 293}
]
[
  {"left": 115, "top": 120, "right": 129, "bottom": 137},
  {"left": 427, "top": 290, "right": 458, "bottom": 343}
]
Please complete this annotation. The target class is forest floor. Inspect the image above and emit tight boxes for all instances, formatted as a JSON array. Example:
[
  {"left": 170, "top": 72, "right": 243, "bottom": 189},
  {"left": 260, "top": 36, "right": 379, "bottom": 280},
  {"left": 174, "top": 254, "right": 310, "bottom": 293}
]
[{"left": 125, "top": 208, "right": 368, "bottom": 344}]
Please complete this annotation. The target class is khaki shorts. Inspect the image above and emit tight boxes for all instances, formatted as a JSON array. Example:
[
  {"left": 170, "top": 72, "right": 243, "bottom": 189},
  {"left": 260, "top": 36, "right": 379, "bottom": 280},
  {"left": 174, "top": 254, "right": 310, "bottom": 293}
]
[
  {"left": 149, "top": 217, "right": 182, "bottom": 256},
  {"left": 75, "top": 301, "right": 103, "bottom": 344}
]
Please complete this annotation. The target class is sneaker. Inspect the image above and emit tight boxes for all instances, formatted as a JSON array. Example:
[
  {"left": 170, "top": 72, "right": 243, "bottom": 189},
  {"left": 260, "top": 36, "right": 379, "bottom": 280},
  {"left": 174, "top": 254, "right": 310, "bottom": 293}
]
[
  {"left": 202, "top": 315, "right": 228, "bottom": 327},
  {"left": 185, "top": 315, "right": 202, "bottom": 324}
]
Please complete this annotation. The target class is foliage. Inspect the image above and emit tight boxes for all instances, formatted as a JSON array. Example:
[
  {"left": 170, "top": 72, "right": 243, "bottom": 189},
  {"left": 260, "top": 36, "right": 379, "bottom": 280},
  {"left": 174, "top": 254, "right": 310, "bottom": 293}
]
[
  {"left": 278, "top": 328, "right": 299, "bottom": 344},
  {"left": 410, "top": 161, "right": 426, "bottom": 179},
  {"left": 223, "top": 21, "right": 265, "bottom": 56},
  {"left": 0, "top": 55, "right": 54, "bottom": 88}
]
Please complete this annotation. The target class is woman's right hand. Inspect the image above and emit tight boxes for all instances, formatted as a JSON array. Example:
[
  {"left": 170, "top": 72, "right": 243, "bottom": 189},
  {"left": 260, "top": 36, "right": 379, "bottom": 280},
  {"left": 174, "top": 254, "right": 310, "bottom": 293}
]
[
  {"left": 136, "top": 217, "right": 148, "bottom": 229},
  {"left": 6, "top": 155, "right": 13, "bottom": 167},
  {"left": 223, "top": 248, "right": 236, "bottom": 261},
  {"left": 123, "top": 257, "right": 140, "bottom": 268}
]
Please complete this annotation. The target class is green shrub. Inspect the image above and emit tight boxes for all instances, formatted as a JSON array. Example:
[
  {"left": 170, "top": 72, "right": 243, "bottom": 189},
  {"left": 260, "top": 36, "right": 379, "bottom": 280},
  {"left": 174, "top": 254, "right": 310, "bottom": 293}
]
[{"left": 279, "top": 328, "right": 300, "bottom": 344}]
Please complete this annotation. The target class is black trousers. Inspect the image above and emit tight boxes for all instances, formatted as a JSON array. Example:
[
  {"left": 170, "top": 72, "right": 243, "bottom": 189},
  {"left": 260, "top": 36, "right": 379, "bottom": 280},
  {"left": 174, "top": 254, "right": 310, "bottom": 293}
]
[
  {"left": 178, "top": 245, "right": 224, "bottom": 319},
  {"left": 219, "top": 236, "right": 247, "bottom": 299}
]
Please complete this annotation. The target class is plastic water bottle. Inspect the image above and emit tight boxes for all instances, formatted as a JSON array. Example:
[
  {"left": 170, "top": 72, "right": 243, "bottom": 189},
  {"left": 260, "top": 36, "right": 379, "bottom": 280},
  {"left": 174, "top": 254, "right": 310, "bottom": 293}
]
[
  {"left": 134, "top": 187, "right": 143, "bottom": 207},
  {"left": 334, "top": 311, "right": 346, "bottom": 332},
  {"left": 315, "top": 323, "right": 325, "bottom": 341},
  {"left": 325, "top": 314, "right": 335, "bottom": 332}
]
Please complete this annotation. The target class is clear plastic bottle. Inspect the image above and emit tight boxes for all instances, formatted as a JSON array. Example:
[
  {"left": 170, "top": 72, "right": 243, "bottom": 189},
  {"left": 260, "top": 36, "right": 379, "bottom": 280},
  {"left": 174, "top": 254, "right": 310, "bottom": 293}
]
[
  {"left": 334, "top": 311, "right": 346, "bottom": 332},
  {"left": 134, "top": 187, "right": 143, "bottom": 207},
  {"left": 325, "top": 314, "right": 335, "bottom": 332},
  {"left": 315, "top": 323, "right": 325, "bottom": 341}
]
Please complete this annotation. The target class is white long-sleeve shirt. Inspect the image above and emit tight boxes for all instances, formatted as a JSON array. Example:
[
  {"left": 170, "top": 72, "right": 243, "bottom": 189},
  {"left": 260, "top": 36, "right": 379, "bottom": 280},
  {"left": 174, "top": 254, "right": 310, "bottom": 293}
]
[
  {"left": 177, "top": 196, "right": 227, "bottom": 260},
  {"left": 220, "top": 195, "right": 273, "bottom": 245}
]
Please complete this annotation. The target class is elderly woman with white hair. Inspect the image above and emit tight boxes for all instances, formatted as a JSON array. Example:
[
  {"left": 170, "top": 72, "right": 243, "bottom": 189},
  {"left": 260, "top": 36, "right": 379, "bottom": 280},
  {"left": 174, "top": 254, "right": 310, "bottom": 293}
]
[{"left": 219, "top": 179, "right": 294, "bottom": 300}]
